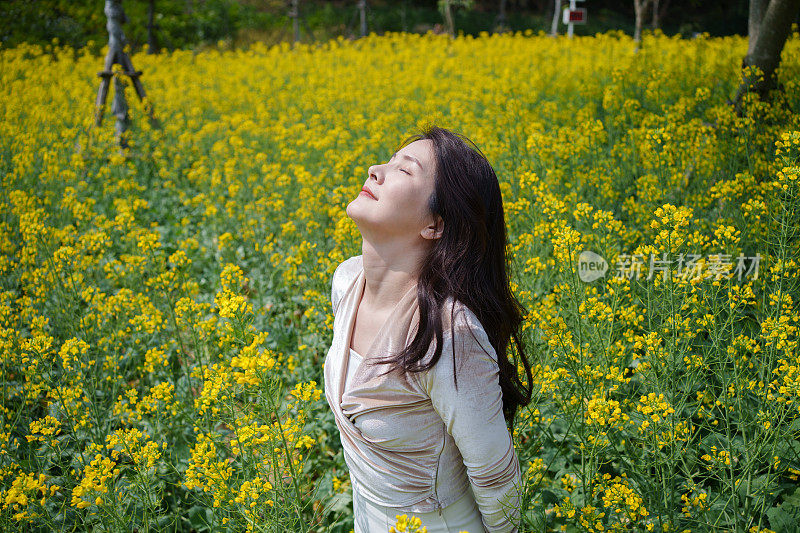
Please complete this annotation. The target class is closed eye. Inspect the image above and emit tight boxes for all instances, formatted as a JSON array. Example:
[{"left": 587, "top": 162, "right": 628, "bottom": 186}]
[{"left": 388, "top": 154, "right": 411, "bottom": 175}]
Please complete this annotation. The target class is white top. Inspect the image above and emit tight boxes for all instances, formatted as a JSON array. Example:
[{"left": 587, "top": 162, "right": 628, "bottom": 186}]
[
  {"left": 324, "top": 254, "right": 521, "bottom": 532},
  {"left": 344, "top": 347, "right": 363, "bottom": 393}
]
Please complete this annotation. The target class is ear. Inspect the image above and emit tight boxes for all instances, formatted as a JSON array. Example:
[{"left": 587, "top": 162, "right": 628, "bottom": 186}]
[{"left": 421, "top": 214, "right": 444, "bottom": 240}]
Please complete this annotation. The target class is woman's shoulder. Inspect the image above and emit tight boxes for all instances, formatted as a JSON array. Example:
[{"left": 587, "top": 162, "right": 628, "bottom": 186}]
[
  {"left": 440, "top": 297, "right": 485, "bottom": 334},
  {"left": 333, "top": 254, "right": 363, "bottom": 285},
  {"left": 435, "top": 297, "right": 496, "bottom": 360},
  {"left": 413, "top": 298, "right": 498, "bottom": 391},
  {"left": 331, "top": 255, "right": 363, "bottom": 315}
]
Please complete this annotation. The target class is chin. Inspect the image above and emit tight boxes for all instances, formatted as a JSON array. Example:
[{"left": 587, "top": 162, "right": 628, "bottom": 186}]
[
  {"left": 346, "top": 207, "right": 382, "bottom": 235},
  {"left": 345, "top": 201, "right": 368, "bottom": 224}
]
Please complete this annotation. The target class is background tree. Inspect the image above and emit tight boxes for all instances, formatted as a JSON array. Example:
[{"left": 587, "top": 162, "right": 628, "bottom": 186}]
[
  {"left": 289, "top": 0, "right": 300, "bottom": 43},
  {"left": 549, "top": 0, "right": 561, "bottom": 36},
  {"left": 633, "top": 0, "right": 653, "bottom": 41},
  {"left": 358, "top": 0, "right": 368, "bottom": 37},
  {"left": 438, "top": 0, "right": 475, "bottom": 37},
  {"left": 95, "top": 0, "right": 159, "bottom": 147},
  {"left": 651, "top": 0, "right": 671, "bottom": 29},
  {"left": 494, "top": 0, "right": 509, "bottom": 31},
  {"left": 733, "top": 0, "right": 800, "bottom": 115},
  {"left": 147, "top": 0, "right": 160, "bottom": 53},
  {"left": 0, "top": 0, "right": 755, "bottom": 52}
]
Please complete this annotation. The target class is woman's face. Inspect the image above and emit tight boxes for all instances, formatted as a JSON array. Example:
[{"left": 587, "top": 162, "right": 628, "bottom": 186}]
[{"left": 346, "top": 139, "right": 441, "bottom": 242}]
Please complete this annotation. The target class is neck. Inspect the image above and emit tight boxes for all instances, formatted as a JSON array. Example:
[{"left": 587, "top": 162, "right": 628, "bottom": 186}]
[{"left": 360, "top": 237, "right": 427, "bottom": 311}]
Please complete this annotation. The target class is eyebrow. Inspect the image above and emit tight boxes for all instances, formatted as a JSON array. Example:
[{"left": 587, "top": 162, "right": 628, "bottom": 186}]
[{"left": 391, "top": 152, "right": 423, "bottom": 172}]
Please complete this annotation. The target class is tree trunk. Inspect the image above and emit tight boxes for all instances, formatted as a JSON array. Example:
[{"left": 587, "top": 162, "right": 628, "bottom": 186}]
[
  {"left": 289, "top": 0, "right": 300, "bottom": 44},
  {"left": 654, "top": 0, "right": 671, "bottom": 29},
  {"left": 442, "top": 0, "right": 455, "bottom": 38},
  {"left": 147, "top": 0, "right": 159, "bottom": 54},
  {"left": 94, "top": 0, "right": 159, "bottom": 141},
  {"left": 633, "top": 0, "right": 653, "bottom": 42},
  {"left": 105, "top": 0, "right": 130, "bottom": 145},
  {"left": 550, "top": 0, "right": 561, "bottom": 36},
  {"left": 495, "top": 0, "right": 508, "bottom": 30},
  {"left": 112, "top": 74, "right": 129, "bottom": 143},
  {"left": 747, "top": 0, "right": 770, "bottom": 56},
  {"left": 359, "top": 0, "right": 367, "bottom": 37},
  {"left": 651, "top": 0, "right": 660, "bottom": 29},
  {"left": 734, "top": 0, "right": 800, "bottom": 115}
]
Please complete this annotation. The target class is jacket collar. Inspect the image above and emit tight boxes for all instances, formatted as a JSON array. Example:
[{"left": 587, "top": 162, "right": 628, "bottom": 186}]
[{"left": 333, "top": 263, "right": 421, "bottom": 408}]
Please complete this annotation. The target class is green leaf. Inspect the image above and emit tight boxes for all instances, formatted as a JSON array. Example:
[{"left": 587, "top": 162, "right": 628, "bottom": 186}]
[
  {"left": 767, "top": 504, "right": 800, "bottom": 532},
  {"left": 783, "top": 487, "right": 800, "bottom": 507},
  {"left": 541, "top": 489, "right": 560, "bottom": 505},
  {"left": 327, "top": 491, "right": 352, "bottom": 514}
]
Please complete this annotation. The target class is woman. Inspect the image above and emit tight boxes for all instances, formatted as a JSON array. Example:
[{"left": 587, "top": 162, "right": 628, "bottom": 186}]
[{"left": 323, "top": 126, "right": 533, "bottom": 533}]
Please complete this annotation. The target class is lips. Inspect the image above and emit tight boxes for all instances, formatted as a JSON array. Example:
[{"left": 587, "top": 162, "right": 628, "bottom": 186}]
[{"left": 361, "top": 186, "right": 377, "bottom": 200}]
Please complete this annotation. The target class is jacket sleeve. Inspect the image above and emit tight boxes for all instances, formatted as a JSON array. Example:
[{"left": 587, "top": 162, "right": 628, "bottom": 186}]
[{"left": 421, "top": 322, "right": 523, "bottom": 533}]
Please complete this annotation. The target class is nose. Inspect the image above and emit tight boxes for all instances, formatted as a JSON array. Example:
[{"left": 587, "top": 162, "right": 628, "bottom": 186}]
[{"left": 368, "top": 164, "right": 383, "bottom": 183}]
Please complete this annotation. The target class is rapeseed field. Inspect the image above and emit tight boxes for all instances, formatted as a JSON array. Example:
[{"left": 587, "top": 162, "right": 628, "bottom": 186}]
[{"left": 2, "top": 27, "right": 800, "bottom": 532}]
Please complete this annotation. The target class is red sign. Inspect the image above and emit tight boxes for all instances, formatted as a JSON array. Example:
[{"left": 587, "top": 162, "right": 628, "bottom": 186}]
[{"left": 562, "top": 8, "right": 587, "bottom": 24}]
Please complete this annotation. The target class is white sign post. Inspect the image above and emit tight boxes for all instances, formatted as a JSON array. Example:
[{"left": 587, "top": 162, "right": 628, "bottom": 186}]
[{"left": 561, "top": 0, "right": 587, "bottom": 38}]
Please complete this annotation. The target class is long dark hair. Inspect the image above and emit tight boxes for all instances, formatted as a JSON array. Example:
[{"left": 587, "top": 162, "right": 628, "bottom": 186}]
[{"left": 370, "top": 125, "right": 533, "bottom": 429}]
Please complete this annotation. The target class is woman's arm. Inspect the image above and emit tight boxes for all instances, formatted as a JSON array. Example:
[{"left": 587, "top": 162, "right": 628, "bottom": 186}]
[{"left": 421, "top": 322, "right": 522, "bottom": 533}]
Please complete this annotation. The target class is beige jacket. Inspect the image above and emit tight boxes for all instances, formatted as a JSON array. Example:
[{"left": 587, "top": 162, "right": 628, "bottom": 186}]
[{"left": 323, "top": 255, "right": 522, "bottom": 533}]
